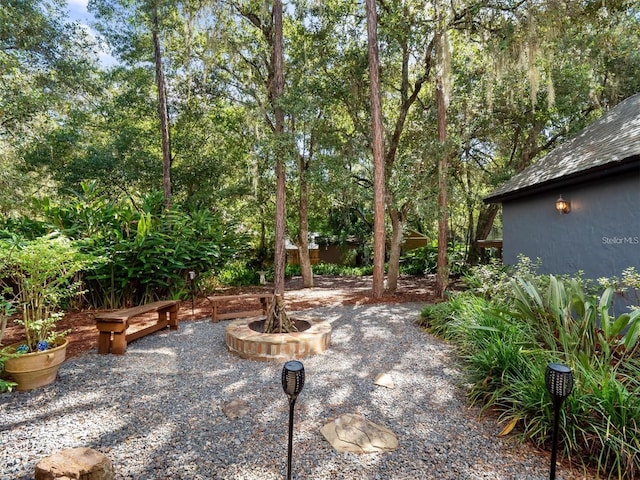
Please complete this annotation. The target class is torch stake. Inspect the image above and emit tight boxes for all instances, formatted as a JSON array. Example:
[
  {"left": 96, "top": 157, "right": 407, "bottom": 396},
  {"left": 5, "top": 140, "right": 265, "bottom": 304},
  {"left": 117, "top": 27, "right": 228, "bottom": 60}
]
[
  {"left": 549, "top": 399, "right": 561, "bottom": 480},
  {"left": 287, "top": 398, "right": 296, "bottom": 480}
]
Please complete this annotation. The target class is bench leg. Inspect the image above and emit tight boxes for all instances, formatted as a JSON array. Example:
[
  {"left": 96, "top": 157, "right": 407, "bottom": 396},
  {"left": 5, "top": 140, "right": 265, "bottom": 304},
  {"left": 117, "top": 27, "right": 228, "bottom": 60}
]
[
  {"left": 98, "top": 331, "right": 112, "bottom": 354},
  {"left": 212, "top": 302, "right": 219, "bottom": 323},
  {"left": 168, "top": 306, "right": 178, "bottom": 330},
  {"left": 112, "top": 331, "right": 127, "bottom": 355}
]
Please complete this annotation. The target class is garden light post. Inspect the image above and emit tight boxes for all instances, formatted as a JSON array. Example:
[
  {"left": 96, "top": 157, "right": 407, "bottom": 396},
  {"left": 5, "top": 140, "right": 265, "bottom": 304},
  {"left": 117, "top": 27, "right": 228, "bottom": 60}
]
[
  {"left": 282, "top": 360, "right": 305, "bottom": 480},
  {"left": 545, "top": 363, "right": 574, "bottom": 480},
  {"left": 188, "top": 271, "right": 196, "bottom": 315}
]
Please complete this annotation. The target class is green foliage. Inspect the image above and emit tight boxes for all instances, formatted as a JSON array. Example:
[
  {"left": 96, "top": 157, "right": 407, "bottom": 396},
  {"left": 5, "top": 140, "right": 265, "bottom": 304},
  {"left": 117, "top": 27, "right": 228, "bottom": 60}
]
[
  {"left": 418, "top": 292, "right": 489, "bottom": 342},
  {"left": 213, "top": 260, "right": 377, "bottom": 287},
  {"left": 462, "top": 255, "right": 543, "bottom": 301},
  {"left": 400, "top": 246, "right": 439, "bottom": 275},
  {"left": 0, "top": 217, "right": 48, "bottom": 240},
  {"left": 0, "top": 298, "right": 17, "bottom": 392},
  {"left": 285, "top": 264, "right": 301, "bottom": 278},
  {"left": 598, "top": 266, "right": 640, "bottom": 307},
  {"left": 312, "top": 262, "right": 374, "bottom": 277},
  {"left": 510, "top": 275, "right": 640, "bottom": 366},
  {"left": 420, "top": 267, "right": 640, "bottom": 478},
  {"left": 400, "top": 244, "right": 468, "bottom": 276},
  {"left": 0, "top": 233, "right": 94, "bottom": 352},
  {"left": 216, "top": 261, "right": 261, "bottom": 287},
  {"left": 34, "top": 185, "right": 245, "bottom": 307},
  {"left": 84, "top": 209, "right": 241, "bottom": 306}
]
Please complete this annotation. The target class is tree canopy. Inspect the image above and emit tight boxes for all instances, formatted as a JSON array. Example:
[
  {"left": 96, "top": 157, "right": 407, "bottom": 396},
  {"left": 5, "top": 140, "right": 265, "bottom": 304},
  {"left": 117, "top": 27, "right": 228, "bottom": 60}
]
[{"left": 2, "top": 0, "right": 639, "bottom": 285}]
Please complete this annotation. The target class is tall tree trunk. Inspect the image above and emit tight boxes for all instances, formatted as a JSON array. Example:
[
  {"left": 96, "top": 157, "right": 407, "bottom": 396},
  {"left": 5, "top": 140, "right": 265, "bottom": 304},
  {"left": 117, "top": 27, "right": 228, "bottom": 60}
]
[
  {"left": 365, "top": 0, "right": 386, "bottom": 298},
  {"left": 152, "top": 4, "right": 172, "bottom": 211},
  {"left": 467, "top": 203, "right": 500, "bottom": 265},
  {"left": 386, "top": 202, "right": 405, "bottom": 292},
  {"left": 434, "top": 3, "right": 449, "bottom": 299},
  {"left": 382, "top": 34, "right": 433, "bottom": 293},
  {"left": 271, "top": 0, "right": 286, "bottom": 296},
  {"left": 298, "top": 153, "right": 313, "bottom": 288},
  {"left": 259, "top": 208, "right": 267, "bottom": 265}
]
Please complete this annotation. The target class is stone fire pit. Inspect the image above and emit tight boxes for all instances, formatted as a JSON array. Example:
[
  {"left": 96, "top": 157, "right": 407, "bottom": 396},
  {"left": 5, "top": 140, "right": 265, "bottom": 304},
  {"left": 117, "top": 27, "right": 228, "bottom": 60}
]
[{"left": 225, "top": 316, "right": 331, "bottom": 362}]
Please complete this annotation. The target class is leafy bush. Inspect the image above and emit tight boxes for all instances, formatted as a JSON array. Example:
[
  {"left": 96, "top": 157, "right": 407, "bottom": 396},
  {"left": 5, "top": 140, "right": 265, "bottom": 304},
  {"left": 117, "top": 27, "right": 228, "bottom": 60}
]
[
  {"left": 0, "top": 298, "right": 17, "bottom": 392},
  {"left": 400, "top": 245, "right": 438, "bottom": 275},
  {"left": 312, "top": 262, "right": 373, "bottom": 276},
  {"left": 285, "top": 264, "right": 301, "bottom": 278},
  {"left": 0, "top": 233, "right": 96, "bottom": 351},
  {"left": 216, "top": 260, "right": 260, "bottom": 286},
  {"left": 598, "top": 266, "right": 640, "bottom": 308},
  {"left": 33, "top": 184, "right": 245, "bottom": 307},
  {"left": 418, "top": 292, "right": 490, "bottom": 342},
  {"left": 510, "top": 275, "right": 640, "bottom": 365},
  {"left": 0, "top": 217, "right": 48, "bottom": 240},
  {"left": 400, "top": 244, "right": 468, "bottom": 276},
  {"left": 419, "top": 267, "right": 640, "bottom": 479}
]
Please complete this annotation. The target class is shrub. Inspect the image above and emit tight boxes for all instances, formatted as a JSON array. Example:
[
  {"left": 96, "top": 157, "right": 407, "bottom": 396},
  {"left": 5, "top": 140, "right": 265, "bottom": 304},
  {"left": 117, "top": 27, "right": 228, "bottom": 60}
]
[
  {"left": 0, "top": 298, "right": 17, "bottom": 393},
  {"left": 419, "top": 267, "right": 640, "bottom": 479},
  {"left": 400, "top": 244, "right": 468, "bottom": 276},
  {"left": 216, "top": 260, "right": 260, "bottom": 286},
  {"left": 400, "top": 245, "right": 438, "bottom": 275},
  {"left": 0, "top": 233, "right": 96, "bottom": 351},
  {"left": 35, "top": 185, "right": 245, "bottom": 307}
]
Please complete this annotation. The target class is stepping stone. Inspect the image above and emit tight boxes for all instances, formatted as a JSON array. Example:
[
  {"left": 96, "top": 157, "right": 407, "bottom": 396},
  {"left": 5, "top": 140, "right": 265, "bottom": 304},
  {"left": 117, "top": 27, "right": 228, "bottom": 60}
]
[
  {"left": 320, "top": 413, "right": 398, "bottom": 453},
  {"left": 35, "top": 447, "right": 114, "bottom": 480},
  {"left": 222, "top": 399, "right": 250, "bottom": 419},
  {"left": 373, "top": 372, "right": 395, "bottom": 389}
]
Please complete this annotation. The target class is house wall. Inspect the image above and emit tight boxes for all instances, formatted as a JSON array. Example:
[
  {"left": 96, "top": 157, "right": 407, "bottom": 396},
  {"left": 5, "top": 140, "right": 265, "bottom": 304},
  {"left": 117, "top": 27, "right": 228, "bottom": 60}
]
[
  {"left": 502, "top": 169, "right": 640, "bottom": 282},
  {"left": 286, "top": 249, "right": 320, "bottom": 265},
  {"left": 318, "top": 244, "right": 359, "bottom": 265}
]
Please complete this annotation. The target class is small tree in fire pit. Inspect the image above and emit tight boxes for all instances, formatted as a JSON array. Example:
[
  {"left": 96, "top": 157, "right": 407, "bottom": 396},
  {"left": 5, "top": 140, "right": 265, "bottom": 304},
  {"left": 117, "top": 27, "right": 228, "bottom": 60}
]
[{"left": 263, "top": 294, "right": 298, "bottom": 333}]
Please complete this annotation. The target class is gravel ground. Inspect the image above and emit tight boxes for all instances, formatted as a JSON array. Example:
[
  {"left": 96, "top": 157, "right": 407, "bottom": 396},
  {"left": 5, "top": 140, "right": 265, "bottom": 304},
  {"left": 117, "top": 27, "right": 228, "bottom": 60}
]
[{"left": 0, "top": 303, "right": 586, "bottom": 480}]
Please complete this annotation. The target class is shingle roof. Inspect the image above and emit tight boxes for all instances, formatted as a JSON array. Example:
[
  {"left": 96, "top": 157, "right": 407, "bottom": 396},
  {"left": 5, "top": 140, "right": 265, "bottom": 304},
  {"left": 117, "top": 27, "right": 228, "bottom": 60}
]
[{"left": 485, "top": 93, "right": 640, "bottom": 203}]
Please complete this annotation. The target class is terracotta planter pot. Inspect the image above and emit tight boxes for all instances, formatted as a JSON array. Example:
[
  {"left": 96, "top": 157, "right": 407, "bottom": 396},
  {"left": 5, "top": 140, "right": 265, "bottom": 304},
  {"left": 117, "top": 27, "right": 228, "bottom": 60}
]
[{"left": 4, "top": 338, "right": 68, "bottom": 391}]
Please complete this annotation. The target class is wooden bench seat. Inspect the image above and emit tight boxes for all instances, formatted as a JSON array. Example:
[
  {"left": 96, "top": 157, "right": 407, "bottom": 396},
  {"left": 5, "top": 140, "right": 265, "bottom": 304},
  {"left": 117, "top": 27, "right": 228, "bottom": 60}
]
[
  {"left": 95, "top": 300, "right": 179, "bottom": 354},
  {"left": 208, "top": 294, "right": 272, "bottom": 323}
]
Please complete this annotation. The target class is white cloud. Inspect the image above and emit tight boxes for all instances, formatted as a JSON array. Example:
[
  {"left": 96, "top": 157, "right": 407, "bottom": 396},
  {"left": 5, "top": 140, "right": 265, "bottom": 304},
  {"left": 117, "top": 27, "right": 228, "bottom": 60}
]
[
  {"left": 67, "top": 0, "right": 88, "bottom": 9},
  {"left": 66, "top": 0, "right": 89, "bottom": 20}
]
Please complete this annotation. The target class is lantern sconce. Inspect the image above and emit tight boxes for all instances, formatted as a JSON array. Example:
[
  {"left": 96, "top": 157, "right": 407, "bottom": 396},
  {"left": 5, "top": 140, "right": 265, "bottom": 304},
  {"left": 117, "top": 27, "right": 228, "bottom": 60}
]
[{"left": 555, "top": 195, "right": 571, "bottom": 214}]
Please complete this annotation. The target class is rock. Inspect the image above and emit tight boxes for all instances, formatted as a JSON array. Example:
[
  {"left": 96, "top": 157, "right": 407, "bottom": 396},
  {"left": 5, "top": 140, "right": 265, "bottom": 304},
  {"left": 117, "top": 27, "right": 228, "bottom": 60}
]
[
  {"left": 320, "top": 413, "right": 398, "bottom": 453},
  {"left": 34, "top": 447, "right": 114, "bottom": 480},
  {"left": 222, "top": 399, "right": 250, "bottom": 419},
  {"left": 373, "top": 372, "right": 395, "bottom": 389}
]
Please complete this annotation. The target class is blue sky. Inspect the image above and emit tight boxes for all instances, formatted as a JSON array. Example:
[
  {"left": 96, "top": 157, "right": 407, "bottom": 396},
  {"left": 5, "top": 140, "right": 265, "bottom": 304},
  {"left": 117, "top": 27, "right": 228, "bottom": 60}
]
[
  {"left": 65, "top": 0, "right": 117, "bottom": 66},
  {"left": 66, "top": 0, "right": 92, "bottom": 22}
]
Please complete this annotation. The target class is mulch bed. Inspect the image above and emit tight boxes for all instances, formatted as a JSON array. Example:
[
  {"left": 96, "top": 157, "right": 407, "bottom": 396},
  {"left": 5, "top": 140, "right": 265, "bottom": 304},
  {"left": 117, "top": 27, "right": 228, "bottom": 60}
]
[{"left": 2, "top": 275, "right": 441, "bottom": 358}]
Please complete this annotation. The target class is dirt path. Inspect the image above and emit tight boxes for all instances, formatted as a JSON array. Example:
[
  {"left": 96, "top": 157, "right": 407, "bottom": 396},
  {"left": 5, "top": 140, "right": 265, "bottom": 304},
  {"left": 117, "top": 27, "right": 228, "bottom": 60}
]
[{"left": 2, "top": 275, "right": 440, "bottom": 358}]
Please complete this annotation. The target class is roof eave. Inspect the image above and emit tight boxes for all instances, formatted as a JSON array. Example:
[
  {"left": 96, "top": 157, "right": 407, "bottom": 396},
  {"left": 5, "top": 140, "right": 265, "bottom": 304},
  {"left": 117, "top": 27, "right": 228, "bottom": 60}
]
[{"left": 484, "top": 155, "right": 640, "bottom": 204}]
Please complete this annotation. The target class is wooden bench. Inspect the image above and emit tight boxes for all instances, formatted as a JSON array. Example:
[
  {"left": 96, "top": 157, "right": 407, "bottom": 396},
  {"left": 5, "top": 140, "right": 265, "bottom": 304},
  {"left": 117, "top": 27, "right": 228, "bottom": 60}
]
[
  {"left": 208, "top": 294, "right": 272, "bottom": 323},
  {"left": 95, "top": 300, "right": 179, "bottom": 354}
]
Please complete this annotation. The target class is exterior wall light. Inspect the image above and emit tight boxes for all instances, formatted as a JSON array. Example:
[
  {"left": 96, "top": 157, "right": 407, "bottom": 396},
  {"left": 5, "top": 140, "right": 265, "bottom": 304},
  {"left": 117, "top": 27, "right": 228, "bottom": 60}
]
[{"left": 555, "top": 195, "right": 571, "bottom": 214}]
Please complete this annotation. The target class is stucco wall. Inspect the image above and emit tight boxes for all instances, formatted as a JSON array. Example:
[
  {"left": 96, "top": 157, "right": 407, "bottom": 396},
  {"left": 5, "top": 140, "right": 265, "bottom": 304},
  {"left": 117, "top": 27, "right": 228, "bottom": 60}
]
[{"left": 502, "top": 169, "right": 640, "bottom": 281}]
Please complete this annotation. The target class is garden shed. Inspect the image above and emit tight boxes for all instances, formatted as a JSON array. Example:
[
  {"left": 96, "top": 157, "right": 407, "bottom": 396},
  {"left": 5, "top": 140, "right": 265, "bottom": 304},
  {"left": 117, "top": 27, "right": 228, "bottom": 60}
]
[{"left": 484, "top": 93, "right": 640, "bottom": 282}]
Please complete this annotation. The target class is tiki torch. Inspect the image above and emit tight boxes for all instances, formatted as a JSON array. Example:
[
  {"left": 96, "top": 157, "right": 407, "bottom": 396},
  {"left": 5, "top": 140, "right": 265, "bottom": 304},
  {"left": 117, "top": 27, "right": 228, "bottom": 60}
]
[
  {"left": 282, "top": 360, "right": 305, "bottom": 480},
  {"left": 545, "top": 363, "right": 574, "bottom": 480}
]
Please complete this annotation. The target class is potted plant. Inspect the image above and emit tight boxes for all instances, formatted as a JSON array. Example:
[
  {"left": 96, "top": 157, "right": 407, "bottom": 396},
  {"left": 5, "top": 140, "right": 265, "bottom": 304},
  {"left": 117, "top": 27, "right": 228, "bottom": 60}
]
[{"left": 0, "top": 233, "right": 92, "bottom": 391}]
